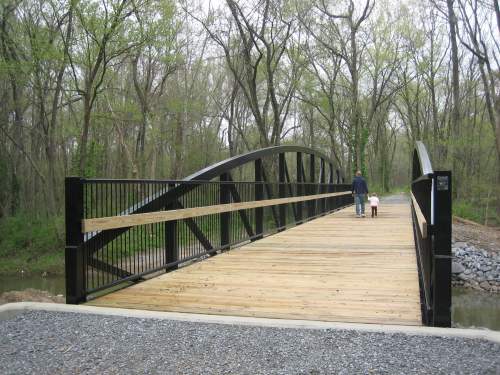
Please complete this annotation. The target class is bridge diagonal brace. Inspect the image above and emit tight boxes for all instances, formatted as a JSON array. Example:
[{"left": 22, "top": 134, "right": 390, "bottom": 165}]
[
  {"left": 318, "top": 160, "right": 324, "bottom": 194},
  {"left": 283, "top": 160, "right": 299, "bottom": 221},
  {"left": 88, "top": 256, "right": 134, "bottom": 279},
  {"left": 300, "top": 161, "right": 307, "bottom": 182},
  {"left": 261, "top": 167, "right": 280, "bottom": 228},
  {"left": 172, "top": 200, "right": 215, "bottom": 253},
  {"left": 226, "top": 174, "right": 255, "bottom": 239}
]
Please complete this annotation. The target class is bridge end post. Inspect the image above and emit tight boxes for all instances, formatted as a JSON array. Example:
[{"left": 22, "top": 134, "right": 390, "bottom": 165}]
[
  {"left": 432, "top": 170, "right": 452, "bottom": 327},
  {"left": 65, "top": 177, "right": 85, "bottom": 304}
]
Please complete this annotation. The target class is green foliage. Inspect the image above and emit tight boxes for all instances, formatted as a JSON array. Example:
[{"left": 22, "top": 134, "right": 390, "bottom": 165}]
[
  {"left": 453, "top": 200, "right": 485, "bottom": 225},
  {"left": 0, "top": 215, "right": 64, "bottom": 275}
]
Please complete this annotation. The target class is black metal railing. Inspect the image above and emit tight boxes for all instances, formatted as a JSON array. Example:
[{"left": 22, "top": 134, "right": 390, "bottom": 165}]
[
  {"left": 65, "top": 146, "right": 353, "bottom": 303},
  {"left": 410, "top": 141, "right": 452, "bottom": 327}
]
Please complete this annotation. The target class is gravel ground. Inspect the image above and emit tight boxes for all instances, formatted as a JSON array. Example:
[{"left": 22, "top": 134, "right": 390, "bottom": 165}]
[
  {"left": 380, "top": 193, "right": 409, "bottom": 204},
  {"left": 1, "top": 311, "right": 500, "bottom": 374}
]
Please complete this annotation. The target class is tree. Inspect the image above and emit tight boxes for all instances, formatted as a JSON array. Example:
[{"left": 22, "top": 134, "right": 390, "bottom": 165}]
[{"left": 68, "top": 0, "right": 146, "bottom": 175}]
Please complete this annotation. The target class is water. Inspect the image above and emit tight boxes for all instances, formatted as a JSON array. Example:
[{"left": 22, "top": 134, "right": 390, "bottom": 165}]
[
  {"left": 0, "top": 275, "right": 66, "bottom": 296},
  {"left": 452, "top": 288, "right": 500, "bottom": 330}
]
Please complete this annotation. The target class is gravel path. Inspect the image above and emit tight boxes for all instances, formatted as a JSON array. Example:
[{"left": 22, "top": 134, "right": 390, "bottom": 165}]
[
  {"left": 1, "top": 311, "right": 500, "bottom": 374},
  {"left": 380, "top": 193, "right": 409, "bottom": 204}
]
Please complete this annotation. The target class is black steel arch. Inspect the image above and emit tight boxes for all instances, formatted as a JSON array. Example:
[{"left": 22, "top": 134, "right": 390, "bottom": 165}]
[
  {"left": 184, "top": 145, "right": 338, "bottom": 181},
  {"left": 412, "top": 141, "right": 434, "bottom": 181},
  {"left": 83, "top": 145, "right": 345, "bottom": 269},
  {"left": 65, "top": 144, "right": 353, "bottom": 302}
]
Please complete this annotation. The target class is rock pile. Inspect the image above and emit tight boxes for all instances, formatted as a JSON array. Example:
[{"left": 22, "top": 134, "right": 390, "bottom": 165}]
[{"left": 452, "top": 241, "right": 500, "bottom": 293}]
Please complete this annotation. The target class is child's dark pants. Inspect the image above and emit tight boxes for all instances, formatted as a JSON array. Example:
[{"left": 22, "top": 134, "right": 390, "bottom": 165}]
[{"left": 371, "top": 206, "right": 377, "bottom": 217}]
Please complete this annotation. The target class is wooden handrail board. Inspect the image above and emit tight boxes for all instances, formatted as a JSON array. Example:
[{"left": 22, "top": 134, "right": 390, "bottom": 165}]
[
  {"left": 410, "top": 192, "right": 428, "bottom": 238},
  {"left": 82, "top": 191, "right": 352, "bottom": 233}
]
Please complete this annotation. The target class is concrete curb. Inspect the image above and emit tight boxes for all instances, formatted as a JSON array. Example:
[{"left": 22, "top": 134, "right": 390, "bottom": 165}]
[{"left": 1, "top": 302, "right": 500, "bottom": 344}]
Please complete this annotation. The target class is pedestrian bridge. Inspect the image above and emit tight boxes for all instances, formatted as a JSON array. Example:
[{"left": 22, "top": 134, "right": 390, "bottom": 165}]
[{"left": 65, "top": 143, "right": 451, "bottom": 327}]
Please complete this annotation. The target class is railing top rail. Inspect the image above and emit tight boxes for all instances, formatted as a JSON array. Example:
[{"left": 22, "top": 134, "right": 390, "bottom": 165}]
[
  {"left": 81, "top": 179, "right": 341, "bottom": 185},
  {"left": 413, "top": 141, "right": 434, "bottom": 181}
]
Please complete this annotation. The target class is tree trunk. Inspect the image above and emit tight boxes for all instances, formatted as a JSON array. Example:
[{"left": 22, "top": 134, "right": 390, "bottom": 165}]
[
  {"left": 79, "top": 94, "right": 92, "bottom": 176},
  {"left": 171, "top": 112, "right": 184, "bottom": 179}
]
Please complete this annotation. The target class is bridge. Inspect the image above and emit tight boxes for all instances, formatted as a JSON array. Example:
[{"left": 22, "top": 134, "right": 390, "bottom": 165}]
[{"left": 64, "top": 142, "right": 452, "bottom": 327}]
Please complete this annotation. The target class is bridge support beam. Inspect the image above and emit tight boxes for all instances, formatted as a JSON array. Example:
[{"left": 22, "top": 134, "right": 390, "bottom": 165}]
[
  {"left": 296, "top": 152, "right": 303, "bottom": 223},
  {"left": 220, "top": 173, "right": 231, "bottom": 250},
  {"left": 308, "top": 154, "right": 315, "bottom": 218},
  {"left": 278, "top": 153, "right": 286, "bottom": 231},
  {"left": 255, "top": 159, "right": 264, "bottom": 239}
]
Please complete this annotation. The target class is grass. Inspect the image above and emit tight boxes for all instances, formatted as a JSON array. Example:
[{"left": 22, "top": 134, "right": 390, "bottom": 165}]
[
  {"left": 0, "top": 215, "right": 65, "bottom": 276},
  {"left": 368, "top": 185, "right": 410, "bottom": 197},
  {"left": 453, "top": 199, "right": 499, "bottom": 226}
]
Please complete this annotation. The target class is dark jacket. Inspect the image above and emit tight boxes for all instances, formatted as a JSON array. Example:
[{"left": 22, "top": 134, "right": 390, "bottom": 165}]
[{"left": 351, "top": 176, "right": 368, "bottom": 195}]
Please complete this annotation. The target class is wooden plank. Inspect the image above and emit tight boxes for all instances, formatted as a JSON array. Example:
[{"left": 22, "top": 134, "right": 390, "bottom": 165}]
[
  {"left": 88, "top": 202, "right": 422, "bottom": 326},
  {"left": 82, "top": 190, "right": 352, "bottom": 233},
  {"left": 410, "top": 192, "right": 427, "bottom": 238}
]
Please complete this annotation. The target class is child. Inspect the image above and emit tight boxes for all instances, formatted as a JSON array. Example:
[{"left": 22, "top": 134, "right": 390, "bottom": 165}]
[{"left": 368, "top": 193, "right": 379, "bottom": 218}]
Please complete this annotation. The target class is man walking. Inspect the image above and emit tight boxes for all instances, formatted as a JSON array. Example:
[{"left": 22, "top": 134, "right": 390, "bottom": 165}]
[{"left": 351, "top": 170, "right": 369, "bottom": 218}]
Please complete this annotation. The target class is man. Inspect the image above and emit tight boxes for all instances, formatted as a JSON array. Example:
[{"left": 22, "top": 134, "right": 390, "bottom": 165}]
[{"left": 351, "top": 170, "right": 368, "bottom": 218}]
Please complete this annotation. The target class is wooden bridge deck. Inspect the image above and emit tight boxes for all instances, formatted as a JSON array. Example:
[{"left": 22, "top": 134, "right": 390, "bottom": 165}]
[{"left": 88, "top": 202, "right": 422, "bottom": 326}]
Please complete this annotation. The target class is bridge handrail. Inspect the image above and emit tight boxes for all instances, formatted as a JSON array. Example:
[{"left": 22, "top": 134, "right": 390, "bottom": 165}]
[
  {"left": 410, "top": 141, "right": 451, "bottom": 327},
  {"left": 82, "top": 189, "right": 352, "bottom": 233},
  {"left": 65, "top": 146, "right": 353, "bottom": 304}
]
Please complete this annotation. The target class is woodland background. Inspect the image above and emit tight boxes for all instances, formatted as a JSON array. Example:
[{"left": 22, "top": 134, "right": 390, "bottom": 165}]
[{"left": 0, "top": 0, "right": 498, "bottom": 273}]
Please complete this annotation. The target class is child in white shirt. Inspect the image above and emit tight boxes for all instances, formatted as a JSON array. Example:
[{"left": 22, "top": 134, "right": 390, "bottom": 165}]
[{"left": 368, "top": 193, "right": 379, "bottom": 218}]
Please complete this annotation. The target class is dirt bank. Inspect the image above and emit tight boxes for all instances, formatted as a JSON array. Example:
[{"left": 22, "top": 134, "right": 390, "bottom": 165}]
[
  {"left": 453, "top": 217, "right": 500, "bottom": 255},
  {"left": 0, "top": 288, "right": 64, "bottom": 305}
]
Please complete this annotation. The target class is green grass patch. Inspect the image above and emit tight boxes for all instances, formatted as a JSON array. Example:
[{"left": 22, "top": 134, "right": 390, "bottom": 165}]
[
  {"left": 369, "top": 185, "right": 409, "bottom": 197},
  {"left": 0, "top": 215, "right": 65, "bottom": 275},
  {"left": 453, "top": 199, "right": 498, "bottom": 226}
]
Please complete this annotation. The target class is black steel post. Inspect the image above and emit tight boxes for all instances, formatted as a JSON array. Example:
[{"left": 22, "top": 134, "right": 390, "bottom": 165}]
[
  {"left": 296, "top": 152, "right": 303, "bottom": 223},
  {"left": 320, "top": 158, "right": 326, "bottom": 214},
  {"left": 308, "top": 154, "right": 315, "bottom": 218},
  {"left": 432, "top": 170, "right": 452, "bottom": 327},
  {"left": 220, "top": 173, "right": 231, "bottom": 250},
  {"left": 328, "top": 163, "right": 334, "bottom": 212},
  {"left": 255, "top": 159, "right": 264, "bottom": 239},
  {"left": 65, "top": 177, "right": 85, "bottom": 304},
  {"left": 336, "top": 169, "right": 341, "bottom": 208},
  {"left": 278, "top": 153, "right": 286, "bottom": 231},
  {"left": 165, "top": 183, "right": 179, "bottom": 268}
]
